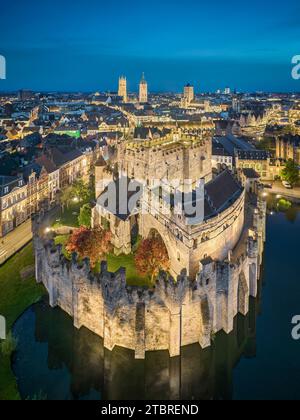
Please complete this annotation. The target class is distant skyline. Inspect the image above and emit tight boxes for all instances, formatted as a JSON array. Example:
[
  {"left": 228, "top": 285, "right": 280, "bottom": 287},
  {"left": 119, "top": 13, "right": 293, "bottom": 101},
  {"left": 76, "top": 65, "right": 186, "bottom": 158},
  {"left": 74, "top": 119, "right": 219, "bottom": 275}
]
[{"left": 1, "top": 0, "right": 300, "bottom": 92}]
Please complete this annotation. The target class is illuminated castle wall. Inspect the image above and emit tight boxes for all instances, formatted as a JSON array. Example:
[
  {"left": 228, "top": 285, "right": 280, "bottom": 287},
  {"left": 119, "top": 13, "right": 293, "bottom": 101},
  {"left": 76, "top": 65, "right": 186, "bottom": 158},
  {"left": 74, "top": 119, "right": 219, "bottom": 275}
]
[{"left": 33, "top": 198, "right": 266, "bottom": 360}]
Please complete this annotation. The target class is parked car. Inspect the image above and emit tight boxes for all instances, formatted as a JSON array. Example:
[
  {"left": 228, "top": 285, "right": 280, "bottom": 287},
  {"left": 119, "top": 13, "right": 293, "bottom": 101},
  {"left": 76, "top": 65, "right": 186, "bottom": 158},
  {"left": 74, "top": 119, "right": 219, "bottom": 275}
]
[
  {"left": 263, "top": 183, "right": 273, "bottom": 189},
  {"left": 282, "top": 181, "right": 292, "bottom": 189}
]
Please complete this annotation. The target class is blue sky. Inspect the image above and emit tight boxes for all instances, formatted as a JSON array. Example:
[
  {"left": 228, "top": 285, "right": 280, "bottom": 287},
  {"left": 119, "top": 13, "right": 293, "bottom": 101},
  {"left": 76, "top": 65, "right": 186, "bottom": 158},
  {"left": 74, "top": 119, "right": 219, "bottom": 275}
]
[{"left": 1, "top": 0, "right": 300, "bottom": 92}]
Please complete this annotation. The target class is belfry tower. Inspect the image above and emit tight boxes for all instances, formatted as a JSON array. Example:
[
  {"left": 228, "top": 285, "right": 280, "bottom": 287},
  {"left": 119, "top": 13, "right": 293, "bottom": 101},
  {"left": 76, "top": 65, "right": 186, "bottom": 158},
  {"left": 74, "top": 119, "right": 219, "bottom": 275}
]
[
  {"left": 139, "top": 73, "right": 148, "bottom": 103},
  {"left": 118, "top": 76, "right": 127, "bottom": 102}
]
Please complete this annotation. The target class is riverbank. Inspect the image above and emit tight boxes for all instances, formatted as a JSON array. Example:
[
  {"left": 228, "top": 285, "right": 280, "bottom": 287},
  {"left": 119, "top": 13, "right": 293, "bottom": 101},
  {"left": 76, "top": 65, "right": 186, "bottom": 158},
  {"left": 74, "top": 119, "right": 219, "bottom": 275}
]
[
  {"left": 0, "top": 243, "right": 45, "bottom": 400},
  {"left": 11, "top": 204, "right": 300, "bottom": 400},
  {"left": 268, "top": 181, "right": 300, "bottom": 202}
]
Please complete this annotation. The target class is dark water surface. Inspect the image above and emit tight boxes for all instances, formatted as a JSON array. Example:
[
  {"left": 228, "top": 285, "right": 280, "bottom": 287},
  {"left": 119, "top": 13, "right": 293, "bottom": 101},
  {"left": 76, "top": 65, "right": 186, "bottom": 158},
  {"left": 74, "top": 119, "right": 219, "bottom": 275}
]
[{"left": 12, "top": 208, "right": 300, "bottom": 400}]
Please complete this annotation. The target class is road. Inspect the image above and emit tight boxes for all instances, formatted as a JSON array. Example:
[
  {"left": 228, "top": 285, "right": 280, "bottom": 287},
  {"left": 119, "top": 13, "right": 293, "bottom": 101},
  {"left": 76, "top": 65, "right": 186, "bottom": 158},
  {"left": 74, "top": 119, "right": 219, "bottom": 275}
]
[
  {"left": 0, "top": 220, "right": 33, "bottom": 265},
  {"left": 0, "top": 206, "right": 61, "bottom": 265},
  {"left": 266, "top": 181, "right": 300, "bottom": 201}
]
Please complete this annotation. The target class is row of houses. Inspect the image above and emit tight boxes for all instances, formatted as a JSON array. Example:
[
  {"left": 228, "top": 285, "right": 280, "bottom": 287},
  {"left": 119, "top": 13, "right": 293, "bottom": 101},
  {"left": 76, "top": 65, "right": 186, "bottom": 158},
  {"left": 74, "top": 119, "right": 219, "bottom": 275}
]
[
  {"left": 0, "top": 102, "right": 130, "bottom": 142},
  {"left": 212, "top": 136, "right": 285, "bottom": 181},
  {"left": 0, "top": 143, "right": 101, "bottom": 238}
]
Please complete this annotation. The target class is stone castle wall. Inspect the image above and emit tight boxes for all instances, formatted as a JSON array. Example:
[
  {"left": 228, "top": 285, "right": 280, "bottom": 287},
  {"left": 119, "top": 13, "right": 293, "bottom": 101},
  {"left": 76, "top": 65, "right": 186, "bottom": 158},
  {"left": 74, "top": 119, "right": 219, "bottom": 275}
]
[
  {"left": 140, "top": 189, "right": 246, "bottom": 278},
  {"left": 121, "top": 137, "right": 212, "bottom": 187},
  {"left": 33, "top": 199, "right": 266, "bottom": 360}
]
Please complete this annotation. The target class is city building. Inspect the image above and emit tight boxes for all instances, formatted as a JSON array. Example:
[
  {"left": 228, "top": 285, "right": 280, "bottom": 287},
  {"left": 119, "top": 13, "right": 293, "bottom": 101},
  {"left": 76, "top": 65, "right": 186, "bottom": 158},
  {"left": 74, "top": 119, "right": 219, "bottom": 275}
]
[
  {"left": 0, "top": 175, "right": 27, "bottom": 237},
  {"left": 139, "top": 73, "right": 148, "bottom": 103},
  {"left": 232, "top": 96, "right": 241, "bottom": 113},
  {"left": 18, "top": 90, "right": 34, "bottom": 101},
  {"left": 239, "top": 168, "right": 260, "bottom": 194},
  {"left": 235, "top": 150, "right": 284, "bottom": 180},
  {"left": 212, "top": 146, "right": 233, "bottom": 171},
  {"left": 118, "top": 76, "right": 127, "bottom": 103},
  {"left": 289, "top": 103, "right": 300, "bottom": 125},
  {"left": 183, "top": 83, "right": 194, "bottom": 107},
  {"left": 276, "top": 134, "right": 300, "bottom": 164}
]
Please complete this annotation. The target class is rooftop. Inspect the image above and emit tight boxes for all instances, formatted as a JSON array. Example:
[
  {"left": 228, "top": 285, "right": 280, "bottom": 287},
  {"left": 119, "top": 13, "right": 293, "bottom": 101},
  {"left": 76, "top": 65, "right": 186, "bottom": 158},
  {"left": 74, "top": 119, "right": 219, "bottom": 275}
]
[
  {"left": 242, "top": 168, "right": 260, "bottom": 179},
  {"left": 236, "top": 150, "right": 271, "bottom": 160}
]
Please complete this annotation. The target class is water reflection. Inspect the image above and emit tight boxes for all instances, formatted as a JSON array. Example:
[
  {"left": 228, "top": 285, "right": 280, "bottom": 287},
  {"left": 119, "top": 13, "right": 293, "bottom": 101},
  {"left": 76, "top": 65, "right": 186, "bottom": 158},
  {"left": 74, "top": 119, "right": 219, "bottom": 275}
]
[
  {"left": 12, "top": 204, "right": 300, "bottom": 400},
  {"left": 267, "top": 195, "right": 300, "bottom": 224},
  {"left": 13, "top": 292, "right": 261, "bottom": 401}
]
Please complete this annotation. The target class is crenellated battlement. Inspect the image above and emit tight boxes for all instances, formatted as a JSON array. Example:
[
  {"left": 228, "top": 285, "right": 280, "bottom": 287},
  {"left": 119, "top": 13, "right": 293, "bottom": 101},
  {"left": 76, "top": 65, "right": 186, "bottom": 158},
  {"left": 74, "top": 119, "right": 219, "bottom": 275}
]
[{"left": 34, "top": 199, "right": 266, "bottom": 359}]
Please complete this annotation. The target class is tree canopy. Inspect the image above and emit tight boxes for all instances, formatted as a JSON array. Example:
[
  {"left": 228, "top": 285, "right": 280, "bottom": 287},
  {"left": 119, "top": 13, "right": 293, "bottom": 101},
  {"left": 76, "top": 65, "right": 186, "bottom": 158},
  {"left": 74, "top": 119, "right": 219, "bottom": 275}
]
[
  {"left": 66, "top": 226, "right": 112, "bottom": 267},
  {"left": 134, "top": 235, "right": 170, "bottom": 283},
  {"left": 281, "top": 159, "right": 299, "bottom": 187},
  {"left": 78, "top": 203, "right": 92, "bottom": 228}
]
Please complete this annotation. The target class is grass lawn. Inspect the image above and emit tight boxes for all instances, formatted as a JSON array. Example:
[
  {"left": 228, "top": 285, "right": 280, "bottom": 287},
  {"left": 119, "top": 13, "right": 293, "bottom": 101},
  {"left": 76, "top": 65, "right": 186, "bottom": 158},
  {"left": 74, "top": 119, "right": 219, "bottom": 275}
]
[
  {"left": 54, "top": 235, "right": 71, "bottom": 258},
  {"left": 0, "top": 244, "right": 45, "bottom": 400},
  {"left": 107, "top": 254, "right": 151, "bottom": 287},
  {"left": 52, "top": 203, "right": 81, "bottom": 229},
  {"left": 54, "top": 234, "right": 151, "bottom": 287}
]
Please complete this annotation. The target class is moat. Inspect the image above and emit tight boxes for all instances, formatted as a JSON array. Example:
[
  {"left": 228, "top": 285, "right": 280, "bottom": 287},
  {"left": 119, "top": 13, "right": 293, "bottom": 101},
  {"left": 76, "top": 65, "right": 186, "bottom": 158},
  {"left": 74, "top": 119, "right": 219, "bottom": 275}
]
[{"left": 12, "top": 205, "right": 300, "bottom": 400}]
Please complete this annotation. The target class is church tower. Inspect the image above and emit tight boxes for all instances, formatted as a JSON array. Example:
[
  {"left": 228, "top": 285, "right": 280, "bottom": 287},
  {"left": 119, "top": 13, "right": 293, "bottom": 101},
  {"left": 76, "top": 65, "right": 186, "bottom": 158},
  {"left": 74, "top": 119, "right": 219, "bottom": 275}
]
[
  {"left": 139, "top": 73, "right": 148, "bottom": 103},
  {"left": 118, "top": 76, "right": 127, "bottom": 102},
  {"left": 184, "top": 83, "right": 194, "bottom": 104}
]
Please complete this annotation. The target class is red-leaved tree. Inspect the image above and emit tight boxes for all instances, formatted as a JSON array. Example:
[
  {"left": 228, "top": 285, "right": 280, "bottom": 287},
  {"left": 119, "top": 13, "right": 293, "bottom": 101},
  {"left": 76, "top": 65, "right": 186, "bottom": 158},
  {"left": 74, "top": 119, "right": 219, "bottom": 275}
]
[
  {"left": 66, "top": 226, "right": 112, "bottom": 267},
  {"left": 134, "top": 236, "right": 170, "bottom": 283}
]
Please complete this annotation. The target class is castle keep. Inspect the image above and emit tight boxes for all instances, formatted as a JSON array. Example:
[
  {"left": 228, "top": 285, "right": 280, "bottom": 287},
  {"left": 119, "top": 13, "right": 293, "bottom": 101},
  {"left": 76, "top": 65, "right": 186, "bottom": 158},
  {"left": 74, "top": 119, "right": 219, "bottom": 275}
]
[{"left": 93, "top": 124, "right": 248, "bottom": 278}]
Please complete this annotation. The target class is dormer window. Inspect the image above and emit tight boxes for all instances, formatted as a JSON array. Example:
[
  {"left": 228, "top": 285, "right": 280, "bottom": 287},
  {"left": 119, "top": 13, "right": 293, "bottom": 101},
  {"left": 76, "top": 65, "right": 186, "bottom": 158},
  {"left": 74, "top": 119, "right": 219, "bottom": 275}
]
[
  {"left": 18, "top": 180, "right": 23, "bottom": 187},
  {"left": 4, "top": 186, "right": 9, "bottom": 194}
]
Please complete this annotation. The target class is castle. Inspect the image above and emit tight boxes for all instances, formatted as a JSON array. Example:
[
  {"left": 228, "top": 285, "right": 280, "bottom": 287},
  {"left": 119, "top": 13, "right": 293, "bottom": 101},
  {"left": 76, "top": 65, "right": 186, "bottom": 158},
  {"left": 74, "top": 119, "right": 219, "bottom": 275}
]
[
  {"left": 34, "top": 123, "right": 266, "bottom": 359},
  {"left": 92, "top": 122, "right": 247, "bottom": 278}
]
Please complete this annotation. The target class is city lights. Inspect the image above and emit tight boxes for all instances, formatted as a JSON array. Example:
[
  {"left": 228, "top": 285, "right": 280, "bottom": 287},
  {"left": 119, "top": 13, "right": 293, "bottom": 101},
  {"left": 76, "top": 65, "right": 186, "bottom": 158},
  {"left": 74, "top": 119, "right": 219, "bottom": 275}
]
[{"left": 1, "top": 0, "right": 300, "bottom": 403}]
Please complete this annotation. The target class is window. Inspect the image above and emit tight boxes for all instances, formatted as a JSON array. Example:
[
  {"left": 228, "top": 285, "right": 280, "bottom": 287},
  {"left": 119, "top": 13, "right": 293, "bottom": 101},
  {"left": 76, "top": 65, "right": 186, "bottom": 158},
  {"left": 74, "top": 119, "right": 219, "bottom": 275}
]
[{"left": 4, "top": 186, "right": 9, "bottom": 194}]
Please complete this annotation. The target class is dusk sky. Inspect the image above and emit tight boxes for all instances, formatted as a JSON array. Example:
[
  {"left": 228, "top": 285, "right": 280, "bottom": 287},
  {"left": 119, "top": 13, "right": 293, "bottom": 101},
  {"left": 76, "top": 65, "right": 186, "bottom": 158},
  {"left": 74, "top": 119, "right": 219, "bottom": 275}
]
[{"left": 1, "top": 0, "right": 300, "bottom": 92}]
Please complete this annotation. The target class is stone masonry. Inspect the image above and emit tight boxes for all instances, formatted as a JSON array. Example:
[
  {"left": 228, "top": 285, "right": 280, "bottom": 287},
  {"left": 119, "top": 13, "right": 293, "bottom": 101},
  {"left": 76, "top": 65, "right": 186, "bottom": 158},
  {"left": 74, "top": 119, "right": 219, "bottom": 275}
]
[{"left": 33, "top": 198, "right": 266, "bottom": 360}]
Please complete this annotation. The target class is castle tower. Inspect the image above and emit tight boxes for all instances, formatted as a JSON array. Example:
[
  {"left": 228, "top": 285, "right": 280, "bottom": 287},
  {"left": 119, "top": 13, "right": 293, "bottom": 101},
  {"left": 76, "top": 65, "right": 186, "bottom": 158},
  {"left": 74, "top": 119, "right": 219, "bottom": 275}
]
[
  {"left": 184, "top": 83, "right": 194, "bottom": 104},
  {"left": 95, "top": 155, "right": 111, "bottom": 199},
  {"left": 232, "top": 96, "right": 241, "bottom": 113},
  {"left": 139, "top": 73, "right": 148, "bottom": 103},
  {"left": 118, "top": 76, "right": 127, "bottom": 103}
]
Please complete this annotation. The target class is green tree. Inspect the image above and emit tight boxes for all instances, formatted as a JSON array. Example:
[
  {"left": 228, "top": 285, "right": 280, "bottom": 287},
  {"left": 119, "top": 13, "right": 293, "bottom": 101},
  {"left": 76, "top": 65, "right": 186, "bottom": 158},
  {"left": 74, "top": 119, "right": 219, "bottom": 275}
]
[
  {"left": 71, "top": 180, "right": 91, "bottom": 203},
  {"left": 78, "top": 204, "right": 92, "bottom": 228},
  {"left": 281, "top": 159, "right": 300, "bottom": 187},
  {"left": 277, "top": 198, "right": 292, "bottom": 211},
  {"left": 60, "top": 186, "right": 73, "bottom": 211}
]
